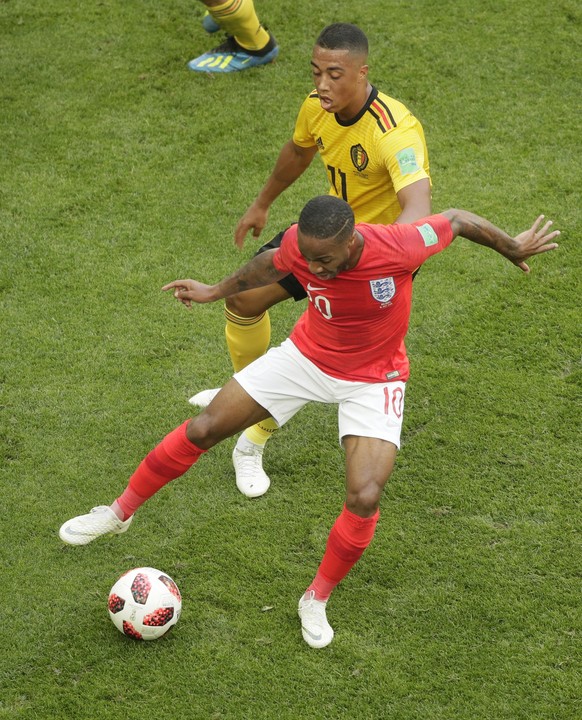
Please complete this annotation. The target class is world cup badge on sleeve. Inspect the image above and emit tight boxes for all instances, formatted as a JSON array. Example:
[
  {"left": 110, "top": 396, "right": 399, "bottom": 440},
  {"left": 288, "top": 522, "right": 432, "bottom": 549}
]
[{"left": 369, "top": 277, "right": 396, "bottom": 306}]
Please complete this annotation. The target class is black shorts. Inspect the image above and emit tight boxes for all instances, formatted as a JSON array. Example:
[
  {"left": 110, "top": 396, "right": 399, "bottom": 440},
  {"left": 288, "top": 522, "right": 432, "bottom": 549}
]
[{"left": 255, "top": 226, "right": 307, "bottom": 302}]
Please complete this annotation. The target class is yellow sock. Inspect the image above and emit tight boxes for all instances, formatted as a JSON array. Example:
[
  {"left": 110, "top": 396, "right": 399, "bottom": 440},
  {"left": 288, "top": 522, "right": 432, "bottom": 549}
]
[
  {"left": 244, "top": 417, "right": 279, "bottom": 444},
  {"left": 208, "top": 0, "right": 270, "bottom": 51},
  {"left": 225, "top": 306, "right": 271, "bottom": 372},
  {"left": 225, "top": 306, "right": 278, "bottom": 447}
]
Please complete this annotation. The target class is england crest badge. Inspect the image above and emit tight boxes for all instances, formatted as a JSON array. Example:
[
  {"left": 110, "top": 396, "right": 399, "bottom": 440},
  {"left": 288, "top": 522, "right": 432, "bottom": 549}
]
[{"left": 369, "top": 277, "right": 395, "bottom": 305}]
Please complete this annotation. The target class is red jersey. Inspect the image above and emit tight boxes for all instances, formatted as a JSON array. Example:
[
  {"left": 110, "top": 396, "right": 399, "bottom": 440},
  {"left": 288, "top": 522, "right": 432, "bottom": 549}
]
[{"left": 272, "top": 214, "right": 454, "bottom": 383}]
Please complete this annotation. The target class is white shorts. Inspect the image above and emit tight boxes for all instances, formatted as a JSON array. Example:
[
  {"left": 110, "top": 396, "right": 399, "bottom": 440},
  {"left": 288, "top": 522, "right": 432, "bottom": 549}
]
[{"left": 234, "top": 339, "right": 406, "bottom": 448}]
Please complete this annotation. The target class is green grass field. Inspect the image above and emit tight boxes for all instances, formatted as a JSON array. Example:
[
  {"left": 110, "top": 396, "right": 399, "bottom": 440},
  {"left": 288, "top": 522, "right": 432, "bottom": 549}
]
[{"left": 1, "top": 0, "right": 580, "bottom": 718}]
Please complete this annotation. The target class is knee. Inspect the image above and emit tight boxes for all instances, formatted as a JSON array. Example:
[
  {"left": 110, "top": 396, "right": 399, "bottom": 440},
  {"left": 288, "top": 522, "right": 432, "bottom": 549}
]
[
  {"left": 345, "top": 484, "right": 382, "bottom": 517},
  {"left": 225, "top": 292, "right": 262, "bottom": 318},
  {"left": 185, "top": 413, "right": 220, "bottom": 451}
]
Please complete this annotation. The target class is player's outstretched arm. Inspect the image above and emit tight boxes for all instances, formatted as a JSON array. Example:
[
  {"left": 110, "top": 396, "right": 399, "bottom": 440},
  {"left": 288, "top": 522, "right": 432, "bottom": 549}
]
[
  {"left": 234, "top": 141, "right": 317, "bottom": 249},
  {"left": 442, "top": 209, "right": 560, "bottom": 273},
  {"left": 162, "top": 249, "right": 288, "bottom": 309},
  {"left": 394, "top": 178, "right": 432, "bottom": 224}
]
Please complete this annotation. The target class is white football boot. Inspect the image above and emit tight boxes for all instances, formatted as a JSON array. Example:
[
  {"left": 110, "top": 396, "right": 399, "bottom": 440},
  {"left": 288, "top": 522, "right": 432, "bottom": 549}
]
[
  {"left": 59, "top": 506, "right": 133, "bottom": 546},
  {"left": 232, "top": 446, "right": 270, "bottom": 498},
  {"left": 298, "top": 591, "right": 334, "bottom": 648},
  {"left": 188, "top": 387, "right": 220, "bottom": 407}
]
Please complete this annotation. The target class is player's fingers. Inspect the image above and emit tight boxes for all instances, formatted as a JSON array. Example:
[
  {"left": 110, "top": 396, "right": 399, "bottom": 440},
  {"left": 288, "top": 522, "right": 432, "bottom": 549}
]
[
  {"left": 173, "top": 287, "right": 193, "bottom": 297},
  {"left": 530, "top": 229, "right": 559, "bottom": 253},
  {"left": 530, "top": 214, "right": 545, "bottom": 235},
  {"left": 536, "top": 241, "right": 559, "bottom": 253},
  {"left": 162, "top": 280, "right": 189, "bottom": 291},
  {"left": 234, "top": 222, "right": 249, "bottom": 249},
  {"left": 535, "top": 219, "right": 554, "bottom": 239},
  {"left": 539, "top": 226, "right": 560, "bottom": 245},
  {"left": 173, "top": 289, "right": 193, "bottom": 308}
]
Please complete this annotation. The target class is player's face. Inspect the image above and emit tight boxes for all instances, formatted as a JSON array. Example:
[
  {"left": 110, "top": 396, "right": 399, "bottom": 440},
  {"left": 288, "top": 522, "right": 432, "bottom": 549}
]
[
  {"left": 311, "top": 46, "right": 369, "bottom": 121},
  {"left": 298, "top": 230, "right": 358, "bottom": 280}
]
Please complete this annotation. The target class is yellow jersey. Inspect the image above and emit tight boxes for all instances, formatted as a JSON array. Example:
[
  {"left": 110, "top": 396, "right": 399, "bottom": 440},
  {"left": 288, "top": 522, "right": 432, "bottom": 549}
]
[{"left": 293, "top": 86, "right": 431, "bottom": 224}]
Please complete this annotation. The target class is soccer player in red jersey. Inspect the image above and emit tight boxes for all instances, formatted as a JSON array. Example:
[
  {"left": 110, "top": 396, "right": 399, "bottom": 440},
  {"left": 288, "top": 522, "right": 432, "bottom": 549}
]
[{"left": 60, "top": 196, "right": 559, "bottom": 648}]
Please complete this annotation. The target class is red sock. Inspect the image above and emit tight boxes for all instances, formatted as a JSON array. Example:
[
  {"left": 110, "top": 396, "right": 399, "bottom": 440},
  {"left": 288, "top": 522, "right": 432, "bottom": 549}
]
[
  {"left": 307, "top": 504, "right": 380, "bottom": 601},
  {"left": 116, "top": 421, "right": 205, "bottom": 519}
]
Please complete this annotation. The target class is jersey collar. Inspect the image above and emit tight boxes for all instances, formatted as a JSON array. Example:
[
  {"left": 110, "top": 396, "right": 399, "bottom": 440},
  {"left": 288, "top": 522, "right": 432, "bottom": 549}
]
[{"left": 334, "top": 86, "right": 379, "bottom": 127}]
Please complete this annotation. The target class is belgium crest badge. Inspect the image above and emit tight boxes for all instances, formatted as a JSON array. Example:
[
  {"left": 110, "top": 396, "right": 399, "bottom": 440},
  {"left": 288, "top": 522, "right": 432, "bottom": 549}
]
[{"left": 350, "top": 143, "right": 369, "bottom": 171}]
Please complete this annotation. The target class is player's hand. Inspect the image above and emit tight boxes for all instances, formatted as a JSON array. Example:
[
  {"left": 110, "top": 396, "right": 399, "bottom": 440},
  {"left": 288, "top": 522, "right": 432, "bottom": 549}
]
[
  {"left": 234, "top": 201, "right": 269, "bottom": 249},
  {"left": 509, "top": 215, "right": 560, "bottom": 273},
  {"left": 161, "top": 279, "right": 217, "bottom": 308}
]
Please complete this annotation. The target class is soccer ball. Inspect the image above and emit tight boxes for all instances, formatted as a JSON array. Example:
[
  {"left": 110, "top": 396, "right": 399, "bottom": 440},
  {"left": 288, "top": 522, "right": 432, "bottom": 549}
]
[{"left": 108, "top": 567, "right": 182, "bottom": 640}]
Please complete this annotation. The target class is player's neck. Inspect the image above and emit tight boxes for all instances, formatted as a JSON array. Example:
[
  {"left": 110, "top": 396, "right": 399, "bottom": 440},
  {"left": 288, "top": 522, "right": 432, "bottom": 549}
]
[
  {"left": 336, "top": 83, "right": 373, "bottom": 122},
  {"left": 345, "top": 231, "right": 365, "bottom": 270}
]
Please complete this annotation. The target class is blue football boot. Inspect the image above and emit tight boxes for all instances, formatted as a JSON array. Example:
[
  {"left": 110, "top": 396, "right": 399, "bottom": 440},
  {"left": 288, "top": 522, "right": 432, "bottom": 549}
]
[{"left": 188, "top": 33, "right": 278, "bottom": 73}]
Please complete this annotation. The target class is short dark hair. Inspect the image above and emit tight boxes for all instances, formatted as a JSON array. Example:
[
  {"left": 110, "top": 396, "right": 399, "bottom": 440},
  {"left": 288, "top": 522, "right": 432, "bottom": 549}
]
[
  {"left": 315, "top": 23, "right": 369, "bottom": 57},
  {"left": 298, "top": 196, "right": 355, "bottom": 244}
]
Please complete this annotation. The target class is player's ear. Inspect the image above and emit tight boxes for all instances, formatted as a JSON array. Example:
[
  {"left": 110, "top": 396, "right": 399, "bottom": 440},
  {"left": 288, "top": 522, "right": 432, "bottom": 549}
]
[{"left": 359, "top": 64, "right": 369, "bottom": 82}]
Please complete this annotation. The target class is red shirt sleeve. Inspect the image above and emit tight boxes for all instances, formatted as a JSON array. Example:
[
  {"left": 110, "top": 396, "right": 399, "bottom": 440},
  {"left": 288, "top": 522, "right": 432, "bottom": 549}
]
[
  {"left": 272, "top": 225, "right": 300, "bottom": 274},
  {"left": 386, "top": 214, "right": 454, "bottom": 272}
]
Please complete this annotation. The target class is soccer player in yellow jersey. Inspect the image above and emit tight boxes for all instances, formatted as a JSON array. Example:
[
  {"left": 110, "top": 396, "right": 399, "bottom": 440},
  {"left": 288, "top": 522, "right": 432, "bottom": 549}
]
[
  {"left": 190, "top": 23, "right": 432, "bottom": 496},
  {"left": 188, "top": 0, "right": 278, "bottom": 73},
  {"left": 292, "top": 86, "right": 430, "bottom": 224}
]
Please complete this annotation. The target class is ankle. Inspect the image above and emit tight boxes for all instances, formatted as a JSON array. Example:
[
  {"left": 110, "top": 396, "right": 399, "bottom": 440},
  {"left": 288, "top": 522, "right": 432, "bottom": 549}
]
[
  {"left": 235, "top": 434, "right": 265, "bottom": 453},
  {"left": 111, "top": 500, "right": 131, "bottom": 522},
  {"left": 306, "top": 575, "right": 336, "bottom": 602}
]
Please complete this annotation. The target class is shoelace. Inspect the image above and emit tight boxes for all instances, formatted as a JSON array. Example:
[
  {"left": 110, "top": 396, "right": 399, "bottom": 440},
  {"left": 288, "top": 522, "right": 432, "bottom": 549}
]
[
  {"left": 237, "top": 450, "right": 263, "bottom": 471},
  {"left": 301, "top": 591, "right": 326, "bottom": 611}
]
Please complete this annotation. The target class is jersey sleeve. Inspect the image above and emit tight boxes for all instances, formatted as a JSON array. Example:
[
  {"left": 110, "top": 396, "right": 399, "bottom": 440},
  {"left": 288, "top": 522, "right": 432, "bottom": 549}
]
[
  {"left": 272, "top": 227, "right": 299, "bottom": 274},
  {"left": 390, "top": 214, "right": 454, "bottom": 272},
  {"left": 292, "top": 93, "right": 318, "bottom": 148},
  {"left": 380, "top": 117, "right": 430, "bottom": 194}
]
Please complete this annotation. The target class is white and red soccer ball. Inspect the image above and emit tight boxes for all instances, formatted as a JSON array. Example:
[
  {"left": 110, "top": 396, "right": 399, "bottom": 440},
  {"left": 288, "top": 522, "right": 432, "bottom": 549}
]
[{"left": 108, "top": 567, "right": 182, "bottom": 640}]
